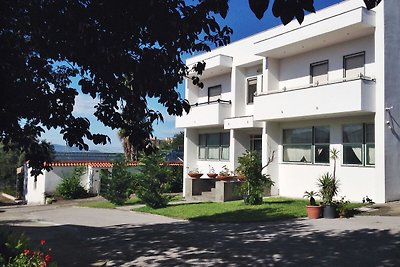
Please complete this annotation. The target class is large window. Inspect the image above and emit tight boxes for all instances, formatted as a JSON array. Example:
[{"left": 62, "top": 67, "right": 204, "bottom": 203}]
[
  {"left": 344, "top": 52, "right": 365, "bottom": 79},
  {"left": 208, "top": 85, "right": 221, "bottom": 102},
  {"left": 310, "top": 60, "right": 328, "bottom": 85},
  {"left": 343, "top": 123, "right": 374, "bottom": 166},
  {"left": 283, "top": 126, "right": 330, "bottom": 164},
  {"left": 199, "top": 132, "right": 230, "bottom": 160},
  {"left": 247, "top": 78, "right": 257, "bottom": 104}
]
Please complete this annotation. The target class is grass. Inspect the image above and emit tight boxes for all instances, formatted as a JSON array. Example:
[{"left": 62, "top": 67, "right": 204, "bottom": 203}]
[
  {"left": 79, "top": 194, "right": 184, "bottom": 209},
  {"left": 135, "top": 197, "right": 310, "bottom": 223}
]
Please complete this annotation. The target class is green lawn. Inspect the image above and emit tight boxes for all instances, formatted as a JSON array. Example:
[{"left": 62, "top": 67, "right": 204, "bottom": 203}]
[
  {"left": 79, "top": 197, "right": 143, "bottom": 209},
  {"left": 135, "top": 197, "right": 310, "bottom": 222},
  {"left": 79, "top": 195, "right": 184, "bottom": 209}
]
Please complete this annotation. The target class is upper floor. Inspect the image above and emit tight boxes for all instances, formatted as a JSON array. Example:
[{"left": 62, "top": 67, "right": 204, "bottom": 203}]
[{"left": 176, "top": 0, "right": 379, "bottom": 129}]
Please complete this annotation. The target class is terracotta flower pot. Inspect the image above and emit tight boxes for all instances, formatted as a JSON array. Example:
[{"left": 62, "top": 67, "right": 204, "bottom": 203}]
[
  {"left": 216, "top": 175, "right": 235, "bottom": 181},
  {"left": 306, "top": 205, "right": 322, "bottom": 219},
  {"left": 207, "top": 173, "right": 218, "bottom": 178},
  {"left": 188, "top": 173, "right": 203, "bottom": 179}
]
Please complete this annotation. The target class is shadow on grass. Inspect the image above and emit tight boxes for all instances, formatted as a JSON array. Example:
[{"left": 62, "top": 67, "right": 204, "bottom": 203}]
[
  {"left": 190, "top": 206, "right": 301, "bottom": 223},
  {"left": 1, "top": 218, "right": 399, "bottom": 266}
]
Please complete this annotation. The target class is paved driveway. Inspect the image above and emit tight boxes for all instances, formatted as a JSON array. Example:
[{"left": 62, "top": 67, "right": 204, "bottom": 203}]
[{"left": 1, "top": 204, "right": 400, "bottom": 266}]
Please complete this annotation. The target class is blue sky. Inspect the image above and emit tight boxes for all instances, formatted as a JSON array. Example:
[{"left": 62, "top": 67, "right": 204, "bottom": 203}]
[{"left": 42, "top": 0, "right": 341, "bottom": 153}]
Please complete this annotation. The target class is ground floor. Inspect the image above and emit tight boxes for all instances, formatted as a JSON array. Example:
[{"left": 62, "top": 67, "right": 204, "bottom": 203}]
[
  {"left": 1, "top": 200, "right": 399, "bottom": 266},
  {"left": 183, "top": 114, "right": 400, "bottom": 203}
]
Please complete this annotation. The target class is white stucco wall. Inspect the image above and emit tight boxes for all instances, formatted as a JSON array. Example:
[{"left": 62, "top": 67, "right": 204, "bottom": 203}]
[
  {"left": 277, "top": 35, "right": 375, "bottom": 91},
  {"left": 179, "top": 0, "right": 396, "bottom": 203}
]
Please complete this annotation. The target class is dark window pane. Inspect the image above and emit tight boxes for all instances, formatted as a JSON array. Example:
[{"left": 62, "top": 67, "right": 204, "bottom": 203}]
[
  {"left": 247, "top": 79, "right": 257, "bottom": 104},
  {"left": 315, "top": 145, "right": 330, "bottom": 163},
  {"left": 208, "top": 85, "right": 221, "bottom": 102},
  {"left": 221, "top": 133, "right": 230, "bottom": 146},
  {"left": 343, "top": 145, "right": 362, "bottom": 165},
  {"left": 207, "top": 133, "right": 220, "bottom": 146},
  {"left": 199, "top": 134, "right": 206, "bottom": 146},
  {"left": 344, "top": 52, "right": 365, "bottom": 78},
  {"left": 343, "top": 124, "right": 363, "bottom": 143},
  {"left": 315, "top": 126, "right": 330, "bottom": 143},
  {"left": 365, "top": 124, "right": 375, "bottom": 143},
  {"left": 311, "top": 61, "right": 328, "bottom": 84},
  {"left": 283, "top": 128, "right": 312, "bottom": 144}
]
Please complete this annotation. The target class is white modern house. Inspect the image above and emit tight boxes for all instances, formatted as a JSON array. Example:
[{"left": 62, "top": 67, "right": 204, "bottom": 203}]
[
  {"left": 176, "top": 0, "right": 400, "bottom": 203},
  {"left": 24, "top": 152, "right": 120, "bottom": 205}
]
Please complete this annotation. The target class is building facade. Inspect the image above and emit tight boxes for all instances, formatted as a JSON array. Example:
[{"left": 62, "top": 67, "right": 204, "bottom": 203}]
[{"left": 176, "top": 0, "right": 400, "bottom": 203}]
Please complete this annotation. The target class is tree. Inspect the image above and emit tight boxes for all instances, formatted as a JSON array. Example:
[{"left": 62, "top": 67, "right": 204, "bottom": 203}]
[
  {"left": 100, "top": 155, "right": 134, "bottom": 205},
  {"left": 133, "top": 151, "right": 173, "bottom": 209},
  {"left": 0, "top": 0, "right": 381, "bottom": 175},
  {"left": 236, "top": 150, "right": 274, "bottom": 205}
]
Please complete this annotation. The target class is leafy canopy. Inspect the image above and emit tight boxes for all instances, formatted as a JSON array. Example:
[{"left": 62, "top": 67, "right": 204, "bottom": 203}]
[{"left": 0, "top": 0, "right": 381, "bottom": 175}]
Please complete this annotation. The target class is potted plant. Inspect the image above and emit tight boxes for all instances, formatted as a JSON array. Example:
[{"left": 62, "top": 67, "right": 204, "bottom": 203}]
[
  {"left": 217, "top": 165, "right": 234, "bottom": 180},
  {"left": 303, "top": 191, "right": 322, "bottom": 219},
  {"left": 317, "top": 172, "right": 339, "bottom": 218},
  {"left": 188, "top": 168, "right": 203, "bottom": 179},
  {"left": 207, "top": 166, "right": 218, "bottom": 178}
]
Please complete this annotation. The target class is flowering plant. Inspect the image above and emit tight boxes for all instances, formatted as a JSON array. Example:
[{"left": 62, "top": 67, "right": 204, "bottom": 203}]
[
  {"left": 188, "top": 168, "right": 201, "bottom": 175},
  {"left": 219, "top": 165, "right": 233, "bottom": 177},
  {"left": 1, "top": 235, "right": 57, "bottom": 267}
]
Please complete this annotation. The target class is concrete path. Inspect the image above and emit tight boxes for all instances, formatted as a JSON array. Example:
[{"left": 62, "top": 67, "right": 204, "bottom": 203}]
[{"left": 1, "top": 203, "right": 399, "bottom": 266}]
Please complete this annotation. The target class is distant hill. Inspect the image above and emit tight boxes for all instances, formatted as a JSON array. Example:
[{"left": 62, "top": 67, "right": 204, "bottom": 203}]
[{"left": 52, "top": 144, "right": 100, "bottom": 153}]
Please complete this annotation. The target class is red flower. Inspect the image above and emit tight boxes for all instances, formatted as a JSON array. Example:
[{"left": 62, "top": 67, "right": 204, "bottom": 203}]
[
  {"left": 40, "top": 239, "right": 46, "bottom": 245},
  {"left": 41, "top": 262, "right": 47, "bottom": 267},
  {"left": 23, "top": 249, "right": 30, "bottom": 255},
  {"left": 45, "top": 254, "right": 52, "bottom": 262}
]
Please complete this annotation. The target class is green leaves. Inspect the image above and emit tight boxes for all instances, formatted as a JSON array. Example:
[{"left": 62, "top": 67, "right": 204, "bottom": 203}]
[
  {"left": 272, "top": 0, "right": 315, "bottom": 25},
  {"left": 364, "top": 0, "right": 382, "bottom": 10},
  {"left": 249, "top": 0, "right": 270, "bottom": 20}
]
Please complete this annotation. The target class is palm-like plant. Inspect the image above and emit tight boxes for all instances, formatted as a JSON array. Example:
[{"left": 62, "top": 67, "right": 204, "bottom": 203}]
[
  {"left": 317, "top": 172, "right": 339, "bottom": 204},
  {"left": 117, "top": 129, "right": 137, "bottom": 161},
  {"left": 303, "top": 191, "right": 319, "bottom": 206}
]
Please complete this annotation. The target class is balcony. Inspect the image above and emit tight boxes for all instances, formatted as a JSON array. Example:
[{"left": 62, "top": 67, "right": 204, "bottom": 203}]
[
  {"left": 224, "top": 115, "right": 263, "bottom": 130},
  {"left": 176, "top": 100, "right": 232, "bottom": 128},
  {"left": 254, "top": 6, "right": 375, "bottom": 58},
  {"left": 254, "top": 78, "right": 375, "bottom": 121},
  {"left": 187, "top": 54, "right": 233, "bottom": 79}
]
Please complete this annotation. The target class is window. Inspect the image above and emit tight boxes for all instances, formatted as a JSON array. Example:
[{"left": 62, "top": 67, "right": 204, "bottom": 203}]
[
  {"left": 247, "top": 78, "right": 257, "bottom": 104},
  {"left": 198, "top": 133, "right": 230, "bottom": 160},
  {"left": 343, "top": 123, "right": 374, "bottom": 166},
  {"left": 310, "top": 60, "right": 328, "bottom": 85},
  {"left": 283, "top": 126, "right": 330, "bottom": 164},
  {"left": 250, "top": 135, "right": 262, "bottom": 154},
  {"left": 208, "top": 85, "right": 221, "bottom": 102},
  {"left": 344, "top": 52, "right": 365, "bottom": 78}
]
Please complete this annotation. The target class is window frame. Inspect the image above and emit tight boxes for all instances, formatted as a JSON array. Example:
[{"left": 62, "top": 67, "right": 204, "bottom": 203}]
[
  {"left": 343, "top": 51, "right": 365, "bottom": 79},
  {"left": 342, "top": 123, "right": 375, "bottom": 166},
  {"left": 310, "top": 60, "right": 329, "bottom": 85},
  {"left": 246, "top": 78, "right": 257, "bottom": 105},
  {"left": 198, "top": 132, "right": 230, "bottom": 161},
  {"left": 250, "top": 134, "right": 262, "bottom": 154},
  {"left": 282, "top": 126, "right": 330, "bottom": 164},
  {"left": 208, "top": 85, "right": 222, "bottom": 103}
]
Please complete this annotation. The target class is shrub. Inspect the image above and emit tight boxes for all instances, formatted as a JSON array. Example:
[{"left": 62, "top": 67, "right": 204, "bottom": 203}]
[
  {"left": 133, "top": 152, "right": 173, "bottom": 208},
  {"left": 236, "top": 151, "right": 274, "bottom": 205},
  {"left": 56, "top": 167, "right": 87, "bottom": 199},
  {"left": 165, "top": 166, "right": 183, "bottom": 193},
  {"left": 100, "top": 155, "right": 134, "bottom": 205}
]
